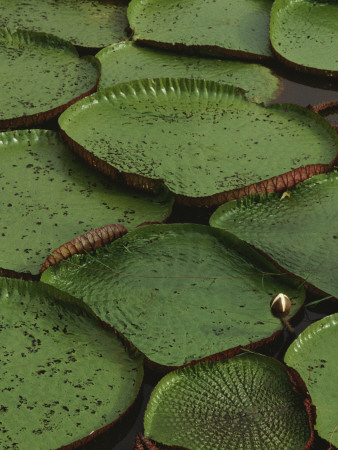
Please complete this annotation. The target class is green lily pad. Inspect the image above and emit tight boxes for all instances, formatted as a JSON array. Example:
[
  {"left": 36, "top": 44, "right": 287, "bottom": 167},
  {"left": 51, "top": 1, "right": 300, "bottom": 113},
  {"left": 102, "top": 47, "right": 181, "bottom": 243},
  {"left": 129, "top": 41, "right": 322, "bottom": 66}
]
[
  {"left": 128, "top": 0, "right": 273, "bottom": 60},
  {"left": 0, "top": 0, "right": 128, "bottom": 48},
  {"left": 0, "top": 277, "right": 143, "bottom": 449},
  {"left": 59, "top": 78, "right": 338, "bottom": 207},
  {"left": 285, "top": 314, "right": 338, "bottom": 448},
  {"left": 41, "top": 224, "right": 305, "bottom": 367},
  {"left": 144, "top": 353, "right": 312, "bottom": 449},
  {"left": 0, "top": 28, "right": 99, "bottom": 129},
  {"left": 0, "top": 129, "right": 173, "bottom": 275},
  {"left": 96, "top": 41, "right": 281, "bottom": 104},
  {"left": 270, "top": 0, "right": 338, "bottom": 77},
  {"left": 210, "top": 172, "right": 338, "bottom": 298}
]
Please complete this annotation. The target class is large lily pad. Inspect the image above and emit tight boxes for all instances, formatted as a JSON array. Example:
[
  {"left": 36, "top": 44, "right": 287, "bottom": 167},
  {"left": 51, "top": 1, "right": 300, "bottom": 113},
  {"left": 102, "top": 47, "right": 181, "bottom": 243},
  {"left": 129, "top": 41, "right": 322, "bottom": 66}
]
[
  {"left": 41, "top": 224, "right": 305, "bottom": 367},
  {"left": 0, "top": 277, "right": 143, "bottom": 449},
  {"left": 285, "top": 314, "right": 338, "bottom": 448},
  {"left": 0, "top": 0, "right": 128, "bottom": 48},
  {"left": 128, "top": 0, "right": 273, "bottom": 60},
  {"left": 96, "top": 41, "right": 281, "bottom": 104},
  {"left": 59, "top": 78, "right": 338, "bottom": 207},
  {"left": 210, "top": 172, "right": 338, "bottom": 298},
  {"left": 270, "top": 0, "right": 338, "bottom": 77},
  {"left": 144, "top": 353, "right": 312, "bottom": 449},
  {"left": 0, "top": 28, "right": 99, "bottom": 129},
  {"left": 0, "top": 130, "right": 173, "bottom": 275}
]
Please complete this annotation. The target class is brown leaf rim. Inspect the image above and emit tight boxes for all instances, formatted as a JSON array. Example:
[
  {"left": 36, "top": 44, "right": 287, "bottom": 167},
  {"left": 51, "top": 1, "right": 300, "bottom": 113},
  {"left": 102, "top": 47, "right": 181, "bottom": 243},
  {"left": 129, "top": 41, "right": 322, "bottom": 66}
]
[
  {"left": 40, "top": 223, "right": 128, "bottom": 273},
  {"left": 133, "top": 38, "right": 272, "bottom": 62}
]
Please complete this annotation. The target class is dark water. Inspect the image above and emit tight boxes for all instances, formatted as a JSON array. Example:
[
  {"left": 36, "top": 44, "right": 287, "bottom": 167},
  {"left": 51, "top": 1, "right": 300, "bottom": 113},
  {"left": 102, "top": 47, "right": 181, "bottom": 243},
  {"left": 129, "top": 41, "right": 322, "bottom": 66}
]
[{"left": 76, "top": 63, "right": 338, "bottom": 450}]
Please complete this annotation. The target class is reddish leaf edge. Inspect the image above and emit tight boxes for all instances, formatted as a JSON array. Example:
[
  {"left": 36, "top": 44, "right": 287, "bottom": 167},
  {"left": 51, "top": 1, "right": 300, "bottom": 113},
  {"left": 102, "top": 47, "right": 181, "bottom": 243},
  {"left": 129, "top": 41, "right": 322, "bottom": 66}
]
[
  {"left": 60, "top": 128, "right": 337, "bottom": 208},
  {"left": 134, "top": 360, "right": 316, "bottom": 450},
  {"left": 135, "top": 434, "right": 187, "bottom": 450},
  {"left": 132, "top": 38, "right": 273, "bottom": 62},
  {"left": 39, "top": 223, "right": 128, "bottom": 273}
]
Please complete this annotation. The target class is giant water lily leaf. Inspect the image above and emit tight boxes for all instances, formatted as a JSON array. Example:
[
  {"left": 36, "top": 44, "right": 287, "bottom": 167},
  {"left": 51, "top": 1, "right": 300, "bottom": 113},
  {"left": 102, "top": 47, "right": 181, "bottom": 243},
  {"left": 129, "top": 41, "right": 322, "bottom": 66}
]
[
  {"left": 0, "top": 130, "right": 173, "bottom": 275},
  {"left": 128, "top": 0, "right": 273, "bottom": 60},
  {"left": 0, "top": 28, "right": 99, "bottom": 129},
  {"left": 210, "top": 172, "right": 338, "bottom": 298},
  {"left": 96, "top": 41, "right": 281, "bottom": 104},
  {"left": 143, "top": 353, "right": 312, "bottom": 449},
  {"left": 285, "top": 314, "right": 338, "bottom": 448},
  {"left": 0, "top": 0, "right": 128, "bottom": 48},
  {"left": 270, "top": 0, "right": 338, "bottom": 77},
  {"left": 59, "top": 78, "right": 338, "bottom": 207},
  {"left": 0, "top": 277, "right": 143, "bottom": 449},
  {"left": 41, "top": 224, "right": 305, "bottom": 367}
]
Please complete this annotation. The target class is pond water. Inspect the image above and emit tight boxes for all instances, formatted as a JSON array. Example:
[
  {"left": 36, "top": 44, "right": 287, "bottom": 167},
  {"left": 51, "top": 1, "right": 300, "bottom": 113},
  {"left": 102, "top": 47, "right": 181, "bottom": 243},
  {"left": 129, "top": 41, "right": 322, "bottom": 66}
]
[{"left": 75, "top": 60, "right": 338, "bottom": 450}]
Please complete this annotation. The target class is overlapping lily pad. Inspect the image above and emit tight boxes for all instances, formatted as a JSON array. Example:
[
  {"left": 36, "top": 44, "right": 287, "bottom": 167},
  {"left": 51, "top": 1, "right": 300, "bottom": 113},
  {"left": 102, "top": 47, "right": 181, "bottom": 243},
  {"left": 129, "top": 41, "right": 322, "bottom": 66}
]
[
  {"left": 41, "top": 224, "right": 305, "bottom": 367},
  {"left": 285, "top": 314, "right": 338, "bottom": 448},
  {"left": 210, "top": 172, "right": 338, "bottom": 298},
  {"left": 0, "top": 130, "right": 173, "bottom": 275},
  {"left": 143, "top": 353, "right": 312, "bottom": 449},
  {"left": 128, "top": 0, "right": 273, "bottom": 60},
  {"left": 96, "top": 41, "right": 281, "bottom": 104},
  {"left": 0, "top": 0, "right": 129, "bottom": 48},
  {"left": 0, "top": 28, "right": 99, "bottom": 129},
  {"left": 0, "top": 277, "right": 144, "bottom": 449},
  {"left": 270, "top": 0, "right": 338, "bottom": 77},
  {"left": 59, "top": 78, "right": 338, "bottom": 207}
]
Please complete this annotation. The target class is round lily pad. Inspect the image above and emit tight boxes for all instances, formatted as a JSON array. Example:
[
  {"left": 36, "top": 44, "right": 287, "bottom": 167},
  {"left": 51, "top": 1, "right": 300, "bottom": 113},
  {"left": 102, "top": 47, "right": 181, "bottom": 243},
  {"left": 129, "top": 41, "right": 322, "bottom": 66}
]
[
  {"left": 144, "top": 353, "right": 312, "bottom": 449},
  {"left": 128, "top": 0, "right": 273, "bottom": 60},
  {"left": 0, "top": 28, "right": 99, "bottom": 129},
  {"left": 285, "top": 314, "right": 338, "bottom": 448},
  {"left": 0, "top": 0, "right": 129, "bottom": 48},
  {"left": 41, "top": 224, "right": 305, "bottom": 367},
  {"left": 270, "top": 0, "right": 338, "bottom": 77},
  {"left": 0, "top": 129, "right": 173, "bottom": 275},
  {"left": 59, "top": 78, "right": 338, "bottom": 207},
  {"left": 210, "top": 172, "right": 338, "bottom": 298},
  {"left": 96, "top": 41, "right": 281, "bottom": 104},
  {"left": 0, "top": 277, "right": 144, "bottom": 449}
]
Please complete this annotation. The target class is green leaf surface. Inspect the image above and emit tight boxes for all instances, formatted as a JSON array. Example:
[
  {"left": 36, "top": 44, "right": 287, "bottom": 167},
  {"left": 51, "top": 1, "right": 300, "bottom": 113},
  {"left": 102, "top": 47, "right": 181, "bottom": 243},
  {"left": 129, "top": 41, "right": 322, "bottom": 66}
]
[
  {"left": 270, "top": 0, "right": 338, "bottom": 76},
  {"left": 0, "top": 28, "right": 99, "bottom": 128},
  {"left": 96, "top": 41, "right": 281, "bottom": 104},
  {"left": 284, "top": 314, "right": 338, "bottom": 447},
  {"left": 0, "top": 130, "right": 173, "bottom": 275},
  {"left": 128, "top": 0, "right": 273, "bottom": 59},
  {"left": 59, "top": 78, "right": 338, "bottom": 204},
  {"left": 210, "top": 172, "right": 338, "bottom": 298},
  {"left": 0, "top": 0, "right": 128, "bottom": 48},
  {"left": 144, "top": 353, "right": 311, "bottom": 449},
  {"left": 41, "top": 224, "right": 305, "bottom": 367},
  {"left": 0, "top": 277, "right": 143, "bottom": 449}
]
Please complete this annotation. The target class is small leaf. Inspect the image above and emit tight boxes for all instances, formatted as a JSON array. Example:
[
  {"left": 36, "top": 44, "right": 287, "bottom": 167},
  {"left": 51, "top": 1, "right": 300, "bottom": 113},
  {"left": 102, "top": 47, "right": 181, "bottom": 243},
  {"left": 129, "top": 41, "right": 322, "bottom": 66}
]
[{"left": 144, "top": 353, "right": 312, "bottom": 449}]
